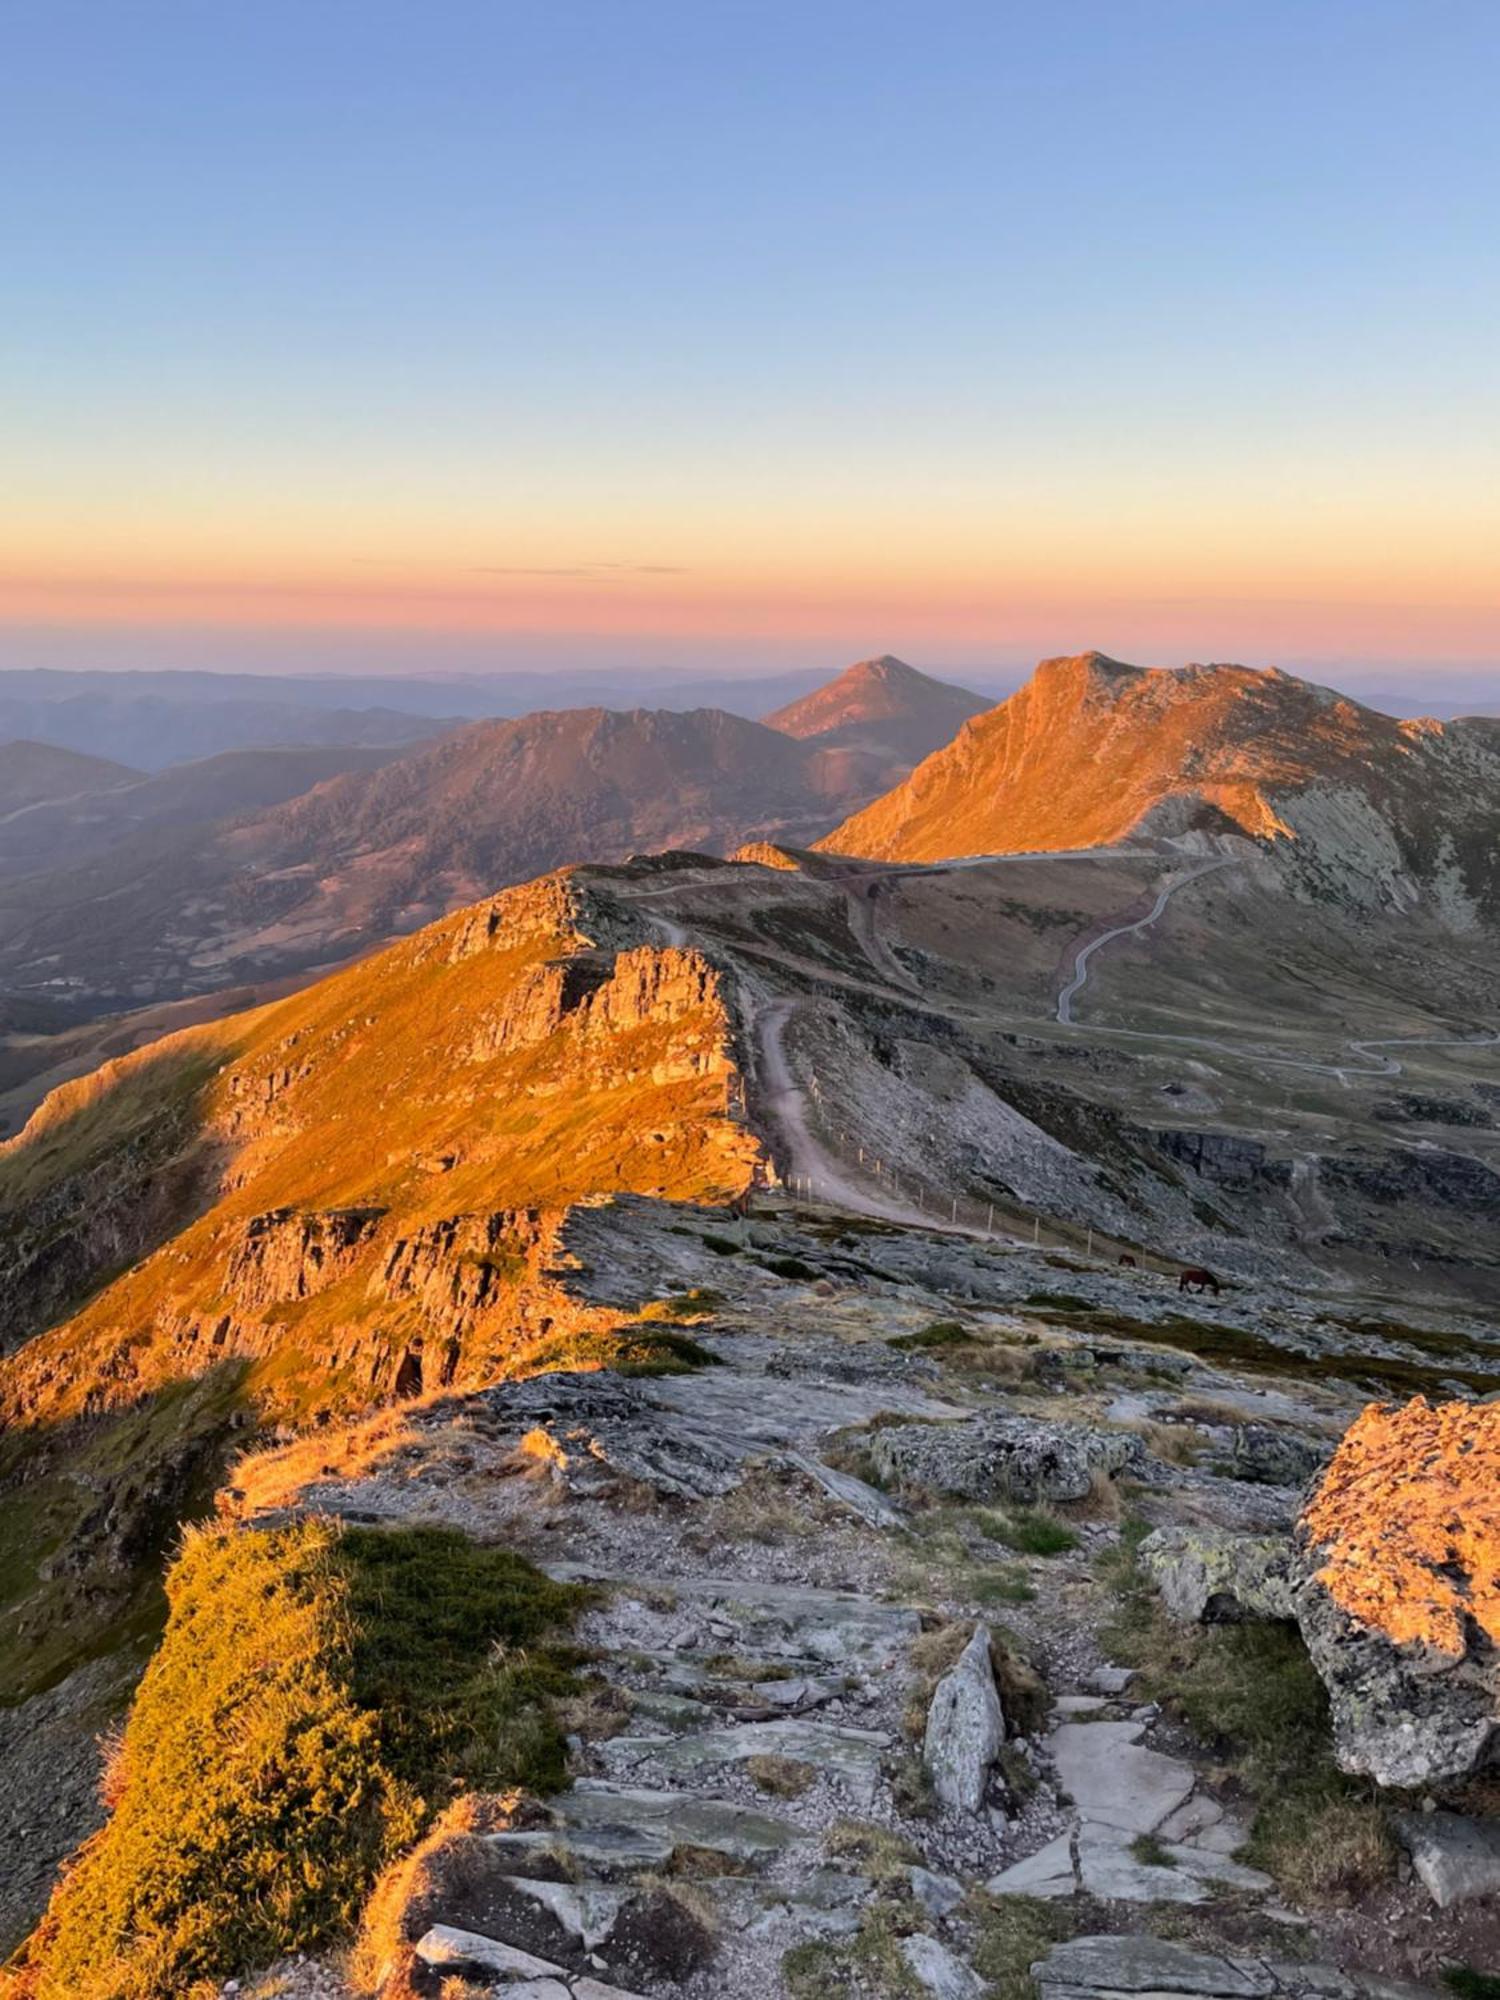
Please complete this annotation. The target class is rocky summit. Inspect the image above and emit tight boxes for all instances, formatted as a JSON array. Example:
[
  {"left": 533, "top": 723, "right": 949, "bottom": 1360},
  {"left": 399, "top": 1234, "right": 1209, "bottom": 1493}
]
[{"left": 3, "top": 660, "right": 1500, "bottom": 1999}]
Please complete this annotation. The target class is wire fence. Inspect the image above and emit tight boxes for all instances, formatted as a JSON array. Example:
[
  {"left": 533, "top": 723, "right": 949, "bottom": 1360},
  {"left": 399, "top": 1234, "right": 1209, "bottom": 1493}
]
[{"left": 777, "top": 1115, "right": 1106, "bottom": 1260}]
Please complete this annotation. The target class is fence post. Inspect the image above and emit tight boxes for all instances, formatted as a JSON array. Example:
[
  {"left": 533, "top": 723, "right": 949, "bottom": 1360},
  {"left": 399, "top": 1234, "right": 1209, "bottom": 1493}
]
[{"left": 1032, "top": 1216, "right": 1040, "bottom": 1246}]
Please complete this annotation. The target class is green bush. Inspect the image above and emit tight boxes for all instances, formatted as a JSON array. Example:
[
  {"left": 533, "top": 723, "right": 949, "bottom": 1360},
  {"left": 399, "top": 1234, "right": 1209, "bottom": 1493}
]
[{"left": 12, "top": 1519, "right": 580, "bottom": 2000}]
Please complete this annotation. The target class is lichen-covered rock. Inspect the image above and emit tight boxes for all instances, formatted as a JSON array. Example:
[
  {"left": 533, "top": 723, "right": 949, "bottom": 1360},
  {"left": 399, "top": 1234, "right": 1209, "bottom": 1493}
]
[
  {"left": 923, "top": 1623, "right": 1005, "bottom": 1813},
  {"left": 1139, "top": 1526, "right": 1295, "bottom": 1624},
  {"left": 1225, "top": 1422, "right": 1330, "bottom": 1488},
  {"left": 1293, "top": 1397, "right": 1500, "bottom": 1788},
  {"left": 869, "top": 1413, "right": 1143, "bottom": 1503}
]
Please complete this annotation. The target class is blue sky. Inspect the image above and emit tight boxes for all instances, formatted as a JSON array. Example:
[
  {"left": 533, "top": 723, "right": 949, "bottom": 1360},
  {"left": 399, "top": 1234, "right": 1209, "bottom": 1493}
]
[{"left": 3, "top": 1, "right": 1498, "bottom": 693}]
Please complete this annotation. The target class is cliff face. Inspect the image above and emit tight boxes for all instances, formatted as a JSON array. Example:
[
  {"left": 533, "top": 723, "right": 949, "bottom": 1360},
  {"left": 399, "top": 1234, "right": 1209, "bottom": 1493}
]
[{"left": 0, "top": 870, "right": 761, "bottom": 1438}]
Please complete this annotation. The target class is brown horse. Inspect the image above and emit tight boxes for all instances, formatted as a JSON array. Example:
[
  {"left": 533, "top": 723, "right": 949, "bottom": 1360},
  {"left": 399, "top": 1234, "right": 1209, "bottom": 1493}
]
[{"left": 1179, "top": 1267, "right": 1220, "bottom": 1296}]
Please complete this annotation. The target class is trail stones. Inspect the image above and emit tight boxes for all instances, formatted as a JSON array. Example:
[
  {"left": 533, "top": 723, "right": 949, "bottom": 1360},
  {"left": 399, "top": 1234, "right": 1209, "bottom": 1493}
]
[
  {"left": 923, "top": 1622, "right": 1005, "bottom": 1812},
  {"left": 1395, "top": 1810, "right": 1500, "bottom": 1908},
  {"left": 1074, "top": 1831, "right": 1271, "bottom": 1903},
  {"left": 1032, "top": 1935, "right": 1277, "bottom": 1997},
  {"left": 901, "top": 1932, "right": 987, "bottom": 1998},
  {"left": 869, "top": 1412, "right": 1144, "bottom": 1503},
  {"left": 1048, "top": 1719, "right": 1195, "bottom": 1833},
  {"left": 1031, "top": 1934, "right": 1439, "bottom": 2000},
  {"left": 1139, "top": 1526, "right": 1295, "bottom": 1623}
]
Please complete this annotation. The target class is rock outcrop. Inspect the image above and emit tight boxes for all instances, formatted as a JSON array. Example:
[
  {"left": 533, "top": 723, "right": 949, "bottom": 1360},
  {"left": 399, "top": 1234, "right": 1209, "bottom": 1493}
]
[
  {"left": 1139, "top": 1527, "right": 1295, "bottom": 1624},
  {"left": 869, "top": 1413, "right": 1143, "bottom": 1503},
  {"left": 227, "top": 1206, "right": 386, "bottom": 1307},
  {"left": 1293, "top": 1397, "right": 1500, "bottom": 1788}
]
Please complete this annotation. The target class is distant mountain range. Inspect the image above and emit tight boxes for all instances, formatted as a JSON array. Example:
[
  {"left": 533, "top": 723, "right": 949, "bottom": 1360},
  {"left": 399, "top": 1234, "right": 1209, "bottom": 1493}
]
[
  {"left": 0, "top": 658, "right": 985, "bottom": 1007},
  {"left": 12, "top": 646, "right": 1500, "bottom": 1018},
  {"left": 0, "top": 741, "right": 413, "bottom": 878},
  {"left": 0, "top": 658, "right": 1004, "bottom": 769}
]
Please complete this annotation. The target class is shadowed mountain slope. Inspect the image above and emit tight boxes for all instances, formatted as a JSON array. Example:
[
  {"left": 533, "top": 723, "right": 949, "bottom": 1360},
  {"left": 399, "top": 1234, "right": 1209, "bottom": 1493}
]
[
  {"left": 0, "top": 741, "right": 140, "bottom": 813},
  {"left": 0, "top": 742, "right": 415, "bottom": 878},
  {"left": 765, "top": 654, "right": 988, "bottom": 776},
  {"left": 0, "top": 704, "right": 881, "bottom": 1008}
]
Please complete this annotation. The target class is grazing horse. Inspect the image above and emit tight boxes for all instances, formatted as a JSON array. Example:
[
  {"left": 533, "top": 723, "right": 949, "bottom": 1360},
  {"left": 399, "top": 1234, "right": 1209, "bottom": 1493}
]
[
  {"left": 1178, "top": 1266, "right": 1220, "bottom": 1296},
  {"left": 1118, "top": 1253, "right": 1137, "bottom": 1269}
]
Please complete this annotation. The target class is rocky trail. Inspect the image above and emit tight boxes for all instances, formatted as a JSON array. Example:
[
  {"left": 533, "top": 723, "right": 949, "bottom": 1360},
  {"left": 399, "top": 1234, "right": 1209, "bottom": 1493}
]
[{"left": 218, "top": 1196, "right": 1499, "bottom": 2000}]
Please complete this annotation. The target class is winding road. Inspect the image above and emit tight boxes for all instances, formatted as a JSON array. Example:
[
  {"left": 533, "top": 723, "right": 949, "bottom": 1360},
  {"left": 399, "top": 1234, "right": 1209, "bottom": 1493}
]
[{"left": 1054, "top": 859, "right": 1233, "bottom": 1025}]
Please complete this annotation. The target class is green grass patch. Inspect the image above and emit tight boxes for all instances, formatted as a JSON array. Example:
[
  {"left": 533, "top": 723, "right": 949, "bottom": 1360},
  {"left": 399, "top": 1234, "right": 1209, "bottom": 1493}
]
[
  {"left": 1446, "top": 1971, "right": 1500, "bottom": 2000},
  {"left": 1129, "top": 1832, "right": 1176, "bottom": 1867},
  {"left": 641, "top": 1286, "right": 725, "bottom": 1321},
  {"left": 700, "top": 1233, "right": 741, "bottom": 1256},
  {"left": 11, "top": 1519, "right": 582, "bottom": 2000},
  {"left": 1099, "top": 1527, "right": 1395, "bottom": 1903},
  {"left": 970, "top": 1565, "right": 1037, "bottom": 1606},
  {"left": 888, "top": 1319, "right": 970, "bottom": 1350},
  {"left": 982, "top": 1507, "right": 1080, "bottom": 1557},
  {"left": 760, "top": 1255, "right": 820, "bottom": 1282},
  {"left": 971, "top": 1891, "right": 1074, "bottom": 2000}
]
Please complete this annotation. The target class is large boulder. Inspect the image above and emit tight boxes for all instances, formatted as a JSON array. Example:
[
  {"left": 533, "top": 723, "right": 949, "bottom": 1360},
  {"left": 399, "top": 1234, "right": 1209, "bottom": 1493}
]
[
  {"left": 1293, "top": 1397, "right": 1500, "bottom": 1789},
  {"left": 1139, "top": 1526, "right": 1295, "bottom": 1624},
  {"left": 1225, "top": 1422, "right": 1330, "bottom": 1489},
  {"left": 869, "top": 1413, "right": 1143, "bottom": 1503},
  {"left": 923, "top": 1623, "right": 1005, "bottom": 1813}
]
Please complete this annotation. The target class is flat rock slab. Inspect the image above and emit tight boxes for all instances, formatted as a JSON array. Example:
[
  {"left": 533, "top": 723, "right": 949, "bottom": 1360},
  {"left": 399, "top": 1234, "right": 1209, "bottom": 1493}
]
[
  {"left": 1396, "top": 1809, "right": 1500, "bottom": 1908},
  {"left": 1034, "top": 1935, "right": 1278, "bottom": 1997},
  {"left": 599, "top": 1716, "right": 891, "bottom": 1805},
  {"left": 1033, "top": 1935, "right": 1441, "bottom": 2000},
  {"left": 987, "top": 1830, "right": 1270, "bottom": 1905},
  {"left": 552, "top": 1566, "right": 921, "bottom": 1669},
  {"left": 487, "top": 1781, "right": 805, "bottom": 1876},
  {"left": 1075, "top": 1832, "right": 1272, "bottom": 1904},
  {"left": 988, "top": 1832, "right": 1078, "bottom": 1899},
  {"left": 1049, "top": 1720, "right": 1195, "bottom": 1833}
]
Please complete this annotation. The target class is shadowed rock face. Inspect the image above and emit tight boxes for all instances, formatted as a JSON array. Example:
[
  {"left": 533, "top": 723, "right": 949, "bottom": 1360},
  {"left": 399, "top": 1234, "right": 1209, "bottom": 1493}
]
[{"left": 1294, "top": 1397, "right": 1500, "bottom": 1788}]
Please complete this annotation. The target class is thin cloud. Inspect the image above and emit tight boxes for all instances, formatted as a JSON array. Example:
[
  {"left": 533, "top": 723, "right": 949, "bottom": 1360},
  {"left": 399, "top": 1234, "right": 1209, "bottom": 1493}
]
[{"left": 470, "top": 561, "right": 689, "bottom": 578}]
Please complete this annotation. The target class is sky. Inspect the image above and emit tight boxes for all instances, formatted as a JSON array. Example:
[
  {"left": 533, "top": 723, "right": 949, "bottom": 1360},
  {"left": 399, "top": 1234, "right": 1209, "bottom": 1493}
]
[{"left": 3, "top": 0, "right": 1499, "bottom": 699}]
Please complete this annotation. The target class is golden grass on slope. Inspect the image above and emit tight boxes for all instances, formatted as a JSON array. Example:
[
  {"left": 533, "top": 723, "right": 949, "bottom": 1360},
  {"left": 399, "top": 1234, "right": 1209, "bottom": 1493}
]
[
  {"left": 4, "top": 1519, "right": 580, "bottom": 2000},
  {"left": 0, "top": 874, "right": 758, "bottom": 1434}
]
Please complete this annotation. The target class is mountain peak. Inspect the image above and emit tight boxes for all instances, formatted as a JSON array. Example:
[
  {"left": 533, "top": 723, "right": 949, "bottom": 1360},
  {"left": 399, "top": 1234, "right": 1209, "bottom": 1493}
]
[
  {"left": 764, "top": 655, "right": 988, "bottom": 759},
  {"left": 817, "top": 652, "right": 1500, "bottom": 914}
]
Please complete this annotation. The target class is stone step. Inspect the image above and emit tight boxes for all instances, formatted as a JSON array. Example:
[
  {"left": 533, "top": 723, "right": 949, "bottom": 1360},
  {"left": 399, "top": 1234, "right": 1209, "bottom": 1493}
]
[
  {"left": 484, "top": 1780, "right": 808, "bottom": 1879},
  {"left": 415, "top": 1923, "right": 647, "bottom": 1999}
]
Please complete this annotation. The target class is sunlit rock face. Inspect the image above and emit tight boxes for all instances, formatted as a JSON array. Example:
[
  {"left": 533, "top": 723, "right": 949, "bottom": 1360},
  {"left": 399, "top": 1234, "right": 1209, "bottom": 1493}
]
[{"left": 1293, "top": 1397, "right": 1500, "bottom": 1788}]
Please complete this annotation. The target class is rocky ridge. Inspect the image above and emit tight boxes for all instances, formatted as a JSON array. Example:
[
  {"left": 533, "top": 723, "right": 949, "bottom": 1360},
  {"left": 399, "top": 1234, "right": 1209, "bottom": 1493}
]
[{"left": 162, "top": 1191, "right": 1500, "bottom": 1998}]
